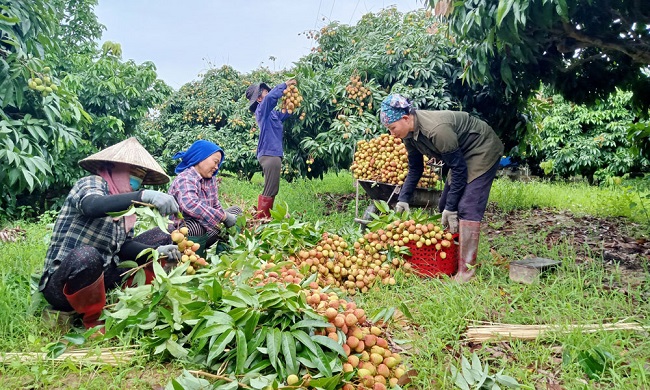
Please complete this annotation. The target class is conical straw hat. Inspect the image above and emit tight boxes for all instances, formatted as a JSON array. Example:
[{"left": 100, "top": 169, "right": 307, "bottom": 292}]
[{"left": 79, "top": 137, "right": 170, "bottom": 185}]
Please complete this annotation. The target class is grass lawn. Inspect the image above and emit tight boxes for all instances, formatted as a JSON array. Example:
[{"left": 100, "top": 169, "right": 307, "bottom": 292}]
[{"left": 0, "top": 171, "right": 648, "bottom": 389}]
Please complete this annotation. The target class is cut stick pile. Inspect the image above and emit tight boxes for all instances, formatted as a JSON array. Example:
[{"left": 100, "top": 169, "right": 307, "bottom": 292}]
[
  {"left": 0, "top": 347, "right": 139, "bottom": 366},
  {"left": 465, "top": 322, "right": 648, "bottom": 342}
]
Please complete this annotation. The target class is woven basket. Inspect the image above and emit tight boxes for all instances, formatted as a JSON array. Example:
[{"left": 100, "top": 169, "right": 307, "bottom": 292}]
[{"left": 405, "top": 234, "right": 458, "bottom": 277}]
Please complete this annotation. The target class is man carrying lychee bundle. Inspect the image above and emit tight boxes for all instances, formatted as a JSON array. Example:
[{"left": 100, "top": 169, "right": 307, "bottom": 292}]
[
  {"left": 380, "top": 94, "right": 504, "bottom": 283},
  {"left": 245, "top": 78, "right": 297, "bottom": 218},
  {"left": 39, "top": 138, "right": 182, "bottom": 333}
]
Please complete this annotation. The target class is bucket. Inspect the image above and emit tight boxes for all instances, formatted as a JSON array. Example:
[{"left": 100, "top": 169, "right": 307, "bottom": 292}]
[{"left": 404, "top": 234, "right": 459, "bottom": 277}]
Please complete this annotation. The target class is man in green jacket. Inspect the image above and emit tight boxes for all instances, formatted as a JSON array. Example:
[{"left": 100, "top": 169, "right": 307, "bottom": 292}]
[{"left": 380, "top": 94, "right": 504, "bottom": 282}]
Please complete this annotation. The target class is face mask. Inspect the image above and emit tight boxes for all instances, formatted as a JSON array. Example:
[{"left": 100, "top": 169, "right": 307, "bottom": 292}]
[{"left": 130, "top": 175, "right": 143, "bottom": 191}]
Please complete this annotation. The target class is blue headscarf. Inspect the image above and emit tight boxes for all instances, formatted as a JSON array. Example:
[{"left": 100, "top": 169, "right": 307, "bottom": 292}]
[
  {"left": 173, "top": 140, "right": 225, "bottom": 175},
  {"left": 380, "top": 94, "right": 412, "bottom": 126}
]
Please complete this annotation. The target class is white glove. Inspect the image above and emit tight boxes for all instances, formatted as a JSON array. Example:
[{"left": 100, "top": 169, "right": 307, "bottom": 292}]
[
  {"left": 156, "top": 244, "right": 181, "bottom": 261},
  {"left": 141, "top": 190, "right": 179, "bottom": 216},
  {"left": 223, "top": 212, "right": 237, "bottom": 228},
  {"left": 441, "top": 209, "right": 459, "bottom": 233},
  {"left": 395, "top": 201, "right": 410, "bottom": 213}
]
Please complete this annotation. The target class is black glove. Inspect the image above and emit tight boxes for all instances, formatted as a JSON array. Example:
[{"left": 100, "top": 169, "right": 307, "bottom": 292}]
[
  {"left": 156, "top": 244, "right": 181, "bottom": 262},
  {"left": 141, "top": 190, "right": 179, "bottom": 216}
]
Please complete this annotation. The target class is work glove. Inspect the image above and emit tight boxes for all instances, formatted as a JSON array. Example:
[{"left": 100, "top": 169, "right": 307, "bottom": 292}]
[
  {"left": 223, "top": 212, "right": 237, "bottom": 228},
  {"left": 441, "top": 209, "right": 459, "bottom": 234},
  {"left": 141, "top": 190, "right": 179, "bottom": 216},
  {"left": 156, "top": 244, "right": 181, "bottom": 262},
  {"left": 395, "top": 201, "right": 410, "bottom": 213},
  {"left": 226, "top": 205, "right": 244, "bottom": 216}
]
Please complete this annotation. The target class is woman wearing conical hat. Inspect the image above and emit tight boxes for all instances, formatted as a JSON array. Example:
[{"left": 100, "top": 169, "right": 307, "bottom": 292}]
[{"left": 39, "top": 138, "right": 181, "bottom": 333}]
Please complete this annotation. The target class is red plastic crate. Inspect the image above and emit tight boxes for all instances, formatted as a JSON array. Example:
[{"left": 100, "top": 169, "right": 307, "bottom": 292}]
[{"left": 404, "top": 234, "right": 458, "bottom": 277}]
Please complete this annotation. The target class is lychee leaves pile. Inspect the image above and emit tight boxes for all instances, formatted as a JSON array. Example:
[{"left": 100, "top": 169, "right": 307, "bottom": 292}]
[{"left": 104, "top": 261, "right": 353, "bottom": 389}]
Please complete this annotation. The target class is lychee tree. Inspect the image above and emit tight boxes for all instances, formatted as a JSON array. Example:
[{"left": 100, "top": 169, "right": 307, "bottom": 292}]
[
  {"left": 0, "top": 0, "right": 89, "bottom": 216},
  {"left": 1, "top": 0, "right": 172, "bottom": 219},
  {"left": 146, "top": 8, "right": 470, "bottom": 181}
]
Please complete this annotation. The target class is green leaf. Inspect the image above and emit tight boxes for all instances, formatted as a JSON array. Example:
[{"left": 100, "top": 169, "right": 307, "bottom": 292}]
[
  {"left": 47, "top": 342, "right": 67, "bottom": 359},
  {"left": 243, "top": 310, "right": 260, "bottom": 340},
  {"left": 210, "top": 279, "right": 222, "bottom": 302},
  {"left": 165, "top": 338, "right": 188, "bottom": 359},
  {"left": 221, "top": 294, "right": 247, "bottom": 308},
  {"left": 292, "top": 330, "right": 332, "bottom": 377},
  {"left": 62, "top": 333, "right": 86, "bottom": 345},
  {"left": 495, "top": 373, "right": 521, "bottom": 388},
  {"left": 308, "top": 375, "right": 341, "bottom": 390},
  {"left": 291, "top": 319, "right": 332, "bottom": 330},
  {"left": 207, "top": 328, "right": 235, "bottom": 365},
  {"left": 195, "top": 324, "right": 232, "bottom": 339},
  {"left": 496, "top": 0, "right": 515, "bottom": 27},
  {"left": 117, "top": 260, "right": 138, "bottom": 269},
  {"left": 266, "top": 328, "right": 281, "bottom": 370},
  {"left": 235, "top": 329, "right": 247, "bottom": 374},
  {"left": 281, "top": 331, "right": 299, "bottom": 375},
  {"left": 450, "top": 363, "right": 470, "bottom": 390},
  {"left": 461, "top": 355, "right": 477, "bottom": 385},
  {"left": 312, "top": 335, "right": 346, "bottom": 358}
]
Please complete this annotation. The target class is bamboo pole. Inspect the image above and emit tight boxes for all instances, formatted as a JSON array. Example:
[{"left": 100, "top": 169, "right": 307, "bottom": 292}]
[
  {"left": 465, "top": 322, "right": 648, "bottom": 342},
  {"left": 0, "top": 347, "right": 140, "bottom": 366}
]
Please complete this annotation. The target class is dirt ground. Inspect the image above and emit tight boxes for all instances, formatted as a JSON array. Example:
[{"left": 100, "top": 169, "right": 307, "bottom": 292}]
[{"left": 482, "top": 204, "right": 650, "bottom": 272}]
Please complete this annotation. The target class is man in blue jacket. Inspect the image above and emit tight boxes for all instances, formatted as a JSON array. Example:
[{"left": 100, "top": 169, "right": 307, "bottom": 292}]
[{"left": 245, "top": 78, "right": 297, "bottom": 218}]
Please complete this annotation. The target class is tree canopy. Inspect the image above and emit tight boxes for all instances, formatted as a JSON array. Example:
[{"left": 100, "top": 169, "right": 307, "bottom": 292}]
[
  {"left": 0, "top": 0, "right": 171, "bottom": 219},
  {"left": 427, "top": 0, "right": 650, "bottom": 111}
]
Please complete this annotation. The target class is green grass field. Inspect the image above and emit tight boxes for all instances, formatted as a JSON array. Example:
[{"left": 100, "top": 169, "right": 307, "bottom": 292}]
[{"left": 0, "top": 172, "right": 648, "bottom": 389}]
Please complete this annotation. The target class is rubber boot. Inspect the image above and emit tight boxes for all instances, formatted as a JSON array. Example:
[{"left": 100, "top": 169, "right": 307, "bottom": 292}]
[
  {"left": 64, "top": 273, "right": 106, "bottom": 332},
  {"left": 256, "top": 195, "right": 274, "bottom": 219},
  {"left": 453, "top": 220, "right": 481, "bottom": 283}
]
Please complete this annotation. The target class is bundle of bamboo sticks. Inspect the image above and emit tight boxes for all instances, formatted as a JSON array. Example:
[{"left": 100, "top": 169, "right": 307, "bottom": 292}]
[
  {"left": 0, "top": 346, "right": 139, "bottom": 366},
  {"left": 465, "top": 321, "right": 648, "bottom": 342}
]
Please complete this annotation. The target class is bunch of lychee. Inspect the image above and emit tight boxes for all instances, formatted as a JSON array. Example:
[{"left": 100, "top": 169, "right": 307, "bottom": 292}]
[
  {"left": 249, "top": 262, "right": 304, "bottom": 285},
  {"left": 295, "top": 286, "right": 408, "bottom": 389},
  {"left": 281, "top": 84, "right": 303, "bottom": 116},
  {"left": 351, "top": 134, "right": 439, "bottom": 187},
  {"left": 345, "top": 75, "right": 373, "bottom": 108},
  {"left": 27, "top": 67, "right": 58, "bottom": 97},
  {"left": 170, "top": 226, "right": 208, "bottom": 275}
]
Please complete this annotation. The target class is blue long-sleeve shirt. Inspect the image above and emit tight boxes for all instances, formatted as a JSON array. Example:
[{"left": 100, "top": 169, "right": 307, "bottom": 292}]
[{"left": 255, "top": 82, "right": 291, "bottom": 159}]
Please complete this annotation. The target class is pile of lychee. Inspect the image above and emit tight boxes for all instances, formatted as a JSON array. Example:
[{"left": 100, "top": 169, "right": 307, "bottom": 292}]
[
  {"left": 290, "top": 232, "right": 399, "bottom": 296},
  {"left": 296, "top": 286, "right": 408, "bottom": 389},
  {"left": 289, "top": 218, "right": 455, "bottom": 293},
  {"left": 351, "top": 134, "right": 439, "bottom": 187},
  {"left": 249, "top": 262, "right": 304, "bottom": 285},
  {"left": 170, "top": 226, "right": 208, "bottom": 275},
  {"left": 281, "top": 84, "right": 303, "bottom": 117},
  {"left": 27, "top": 67, "right": 58, "bottom": 97}
]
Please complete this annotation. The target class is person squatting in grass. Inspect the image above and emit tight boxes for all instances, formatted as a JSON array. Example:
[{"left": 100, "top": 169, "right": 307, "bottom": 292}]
[
  {"left": 380, "top": 94, "right": 504, "bottom": 283},
  {"left": 245, "top": 78, "right": 297, "bottom": 218},
  {"left": 39, "top": 138, "right": 182, "bottom": 332},
  {"left": 168, "top": 140, "right": 243, "bottom": 254}
]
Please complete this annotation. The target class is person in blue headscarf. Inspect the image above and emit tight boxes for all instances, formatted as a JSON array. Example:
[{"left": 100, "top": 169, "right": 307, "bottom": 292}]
[{"left": 168, "top": 140, "right": 243, "bottom": 252}]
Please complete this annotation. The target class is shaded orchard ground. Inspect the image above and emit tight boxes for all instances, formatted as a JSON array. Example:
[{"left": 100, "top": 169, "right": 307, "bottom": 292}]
[{"left": 482, "top": 204, "right": 649, "bottom": 272}]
